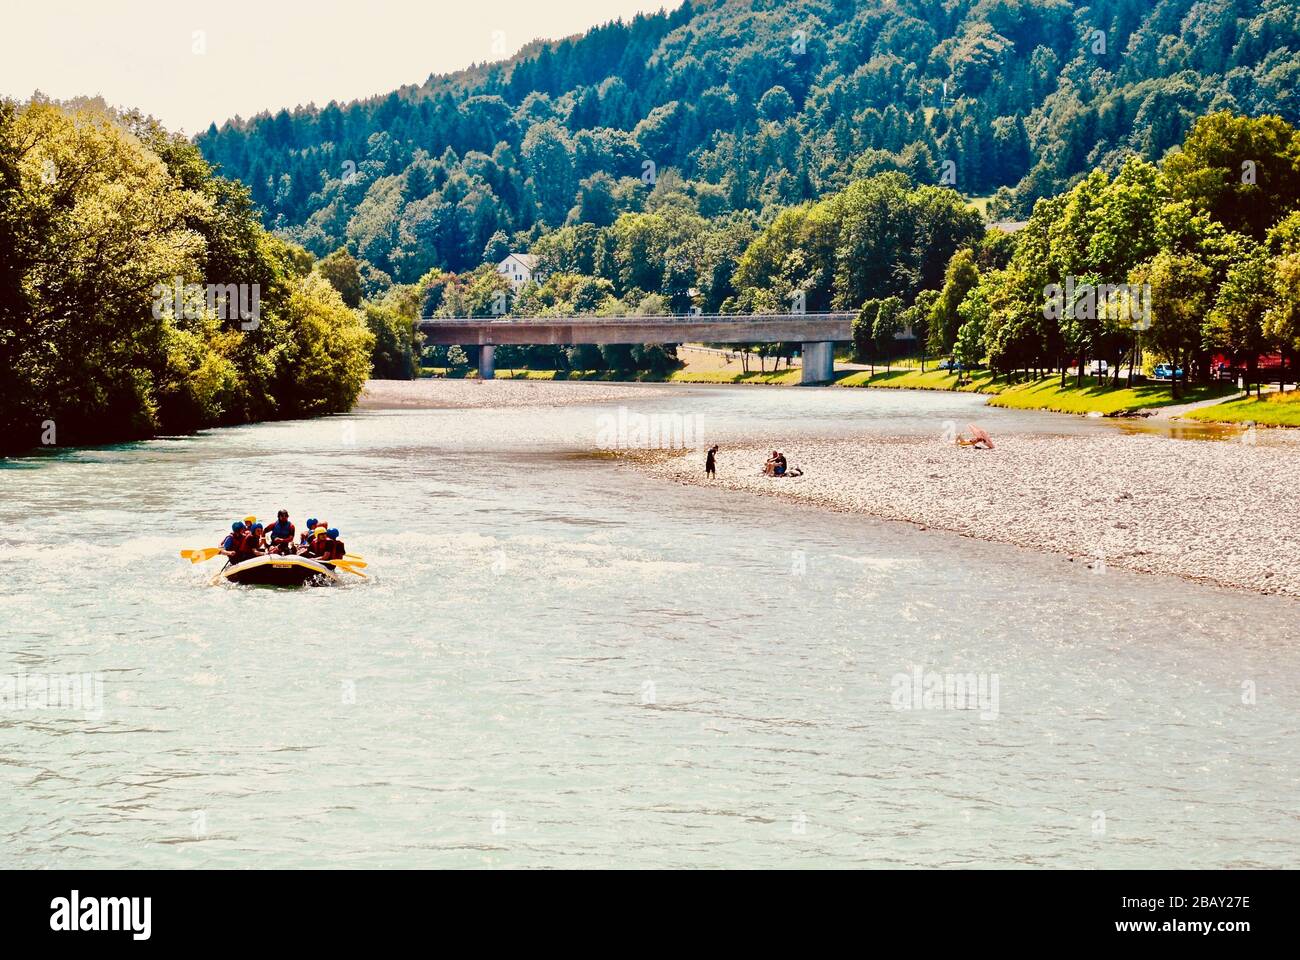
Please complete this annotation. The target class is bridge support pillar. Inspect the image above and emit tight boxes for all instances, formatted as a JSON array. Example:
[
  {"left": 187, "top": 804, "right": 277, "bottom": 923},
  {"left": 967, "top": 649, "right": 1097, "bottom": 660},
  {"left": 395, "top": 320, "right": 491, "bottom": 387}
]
[
  {"left": 478, "top": 344, "right": 495, "bottom": 380},
  {"left": 801, "top": 341, "right": 835, "bottom": 384}
]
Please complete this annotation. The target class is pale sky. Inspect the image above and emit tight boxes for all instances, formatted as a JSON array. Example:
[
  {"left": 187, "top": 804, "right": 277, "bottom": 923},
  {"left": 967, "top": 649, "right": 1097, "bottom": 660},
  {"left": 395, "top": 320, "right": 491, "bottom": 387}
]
[{"left": 0, "top": 0, "right": 684, "bottom": 136}]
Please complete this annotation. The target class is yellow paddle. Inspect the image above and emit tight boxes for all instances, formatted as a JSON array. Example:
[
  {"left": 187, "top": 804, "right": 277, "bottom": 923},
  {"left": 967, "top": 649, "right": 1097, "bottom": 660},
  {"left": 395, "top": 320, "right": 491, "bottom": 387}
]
[
  {"left": 331, "top": 559, "right": 368, "bottom": 579},
  {"left": 345, "top": 553, "right": 365, "bottom": 562},
  {"left": 180, "top": 547, "right": 222, "bottom": 564}
]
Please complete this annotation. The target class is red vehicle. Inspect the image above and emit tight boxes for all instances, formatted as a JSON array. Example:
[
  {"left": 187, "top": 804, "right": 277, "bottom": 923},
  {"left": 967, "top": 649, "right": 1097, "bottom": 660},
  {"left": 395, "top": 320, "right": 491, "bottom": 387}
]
[{"left": 1210, "top": 352, "right": 1286, "bottom": 381}]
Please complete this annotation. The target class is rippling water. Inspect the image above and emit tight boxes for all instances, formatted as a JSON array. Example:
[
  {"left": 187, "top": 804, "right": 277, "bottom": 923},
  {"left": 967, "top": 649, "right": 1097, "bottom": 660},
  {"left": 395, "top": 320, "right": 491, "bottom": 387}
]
[{"left": 2, "top": 384, "right": 1297, "bottom": 868}]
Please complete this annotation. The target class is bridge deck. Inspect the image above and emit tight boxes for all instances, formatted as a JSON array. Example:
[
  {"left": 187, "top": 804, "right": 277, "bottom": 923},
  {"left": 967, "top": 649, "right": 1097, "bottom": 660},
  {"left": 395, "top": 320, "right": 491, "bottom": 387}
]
[{"left": 417, "top": 312, "right": 855, "bottom": 346}]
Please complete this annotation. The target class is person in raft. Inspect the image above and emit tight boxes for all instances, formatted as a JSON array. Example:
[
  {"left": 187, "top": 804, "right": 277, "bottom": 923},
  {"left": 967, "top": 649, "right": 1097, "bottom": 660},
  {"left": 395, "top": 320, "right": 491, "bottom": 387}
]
[
  {"left": 705, "top": 445, "right": 718, "bottom": 478},
  {"left": 219, "top": 520, "right": 259, "bottom": 564},
  {"left": 299, "top": 521, "right": 326, "bottom": 555},
  {"left": 324, "top": 528, "right": 346, "bottom": 561},
  {"left": 267, "top": 509, "right": 296, "bottom": 555},
  {"left": 218, "top": 521, "right": 246, "bottom": 562},
  {"left": 301, "top": 526, "right": 331, "bottom": 559}
]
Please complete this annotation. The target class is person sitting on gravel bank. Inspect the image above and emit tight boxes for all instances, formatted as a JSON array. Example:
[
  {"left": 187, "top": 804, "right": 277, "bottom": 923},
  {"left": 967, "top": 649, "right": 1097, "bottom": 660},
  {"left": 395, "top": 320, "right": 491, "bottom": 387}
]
[{"left": 763, "top": 451, "right": 803, "bottom": 477}]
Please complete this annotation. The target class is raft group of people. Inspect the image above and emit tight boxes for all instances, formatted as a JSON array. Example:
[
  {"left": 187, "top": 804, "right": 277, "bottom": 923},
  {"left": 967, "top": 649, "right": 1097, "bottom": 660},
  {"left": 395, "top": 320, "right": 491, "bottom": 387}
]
[{"left": 219, "top": 510, "right": 347, "bottom": 565}]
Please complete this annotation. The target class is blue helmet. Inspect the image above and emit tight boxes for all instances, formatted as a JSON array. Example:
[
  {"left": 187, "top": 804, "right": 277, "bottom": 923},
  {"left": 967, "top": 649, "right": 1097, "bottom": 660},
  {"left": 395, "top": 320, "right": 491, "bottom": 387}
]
[
  {"left": 306, "top": 518, "right": 317, "bottom": 528},
  {"left": 327, "top": 528, "right": 339, "bottom": 538},
  {"left": 231, "top": 521, "right": 246, "bottom": 532}
]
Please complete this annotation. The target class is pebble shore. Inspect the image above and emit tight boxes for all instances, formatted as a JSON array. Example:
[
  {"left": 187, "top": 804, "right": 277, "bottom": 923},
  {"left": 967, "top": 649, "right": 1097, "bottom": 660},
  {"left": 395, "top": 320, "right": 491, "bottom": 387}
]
[{"left": 625, "top": 432, "right": 1300, "bottom": 597}]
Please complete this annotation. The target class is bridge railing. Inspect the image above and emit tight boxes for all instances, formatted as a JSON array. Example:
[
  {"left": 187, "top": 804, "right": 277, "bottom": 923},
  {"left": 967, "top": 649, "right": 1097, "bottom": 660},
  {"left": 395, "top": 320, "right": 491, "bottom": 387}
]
[{"left": 419, "top": 311, "right": 858, "bottom": 325}]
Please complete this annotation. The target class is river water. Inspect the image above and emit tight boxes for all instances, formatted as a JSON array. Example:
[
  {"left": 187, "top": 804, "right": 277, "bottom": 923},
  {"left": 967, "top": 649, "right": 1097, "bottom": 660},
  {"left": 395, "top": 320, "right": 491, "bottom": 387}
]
[{"left": 2, "top": 384, "right": 1297, "bottom": 868}]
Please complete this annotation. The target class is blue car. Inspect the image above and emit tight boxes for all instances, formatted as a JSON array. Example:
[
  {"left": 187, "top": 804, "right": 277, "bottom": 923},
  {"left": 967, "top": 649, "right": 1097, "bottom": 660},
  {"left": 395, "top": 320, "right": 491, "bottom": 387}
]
[{"left": 1152, "top": 363, "right": 1183, "bottom": 381}]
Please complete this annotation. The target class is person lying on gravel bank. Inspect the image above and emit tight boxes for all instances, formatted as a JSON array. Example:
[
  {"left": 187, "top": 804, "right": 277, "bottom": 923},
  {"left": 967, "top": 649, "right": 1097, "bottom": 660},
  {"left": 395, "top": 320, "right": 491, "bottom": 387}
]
[{"left": 956, "top": 425, "right": 994, "bottom": 449}]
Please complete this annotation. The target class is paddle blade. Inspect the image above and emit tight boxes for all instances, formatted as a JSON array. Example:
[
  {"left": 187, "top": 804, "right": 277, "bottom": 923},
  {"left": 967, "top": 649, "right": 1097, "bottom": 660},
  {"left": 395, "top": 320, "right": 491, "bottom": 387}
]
[
  {"left": 181, "top": 547, "right": 221, "bottom": 564},
  {"left": 344, "top": 553, "right": 365, "bottom": 562},
  {"left": 332, "top": 560, "right": 368, "bottom": 579}
]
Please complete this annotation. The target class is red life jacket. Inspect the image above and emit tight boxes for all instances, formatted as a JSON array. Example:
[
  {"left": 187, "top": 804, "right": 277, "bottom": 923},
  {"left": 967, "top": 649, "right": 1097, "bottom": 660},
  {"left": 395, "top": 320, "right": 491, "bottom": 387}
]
[{"left": 232, "top": 529, "right": 258, "bottom": 561}]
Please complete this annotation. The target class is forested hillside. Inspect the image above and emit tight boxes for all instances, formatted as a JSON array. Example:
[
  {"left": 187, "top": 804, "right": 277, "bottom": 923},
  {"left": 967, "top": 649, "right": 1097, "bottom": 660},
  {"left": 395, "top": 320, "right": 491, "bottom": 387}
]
[{"left": 197, "top": 0, "right": 1300, "bottom": 286}]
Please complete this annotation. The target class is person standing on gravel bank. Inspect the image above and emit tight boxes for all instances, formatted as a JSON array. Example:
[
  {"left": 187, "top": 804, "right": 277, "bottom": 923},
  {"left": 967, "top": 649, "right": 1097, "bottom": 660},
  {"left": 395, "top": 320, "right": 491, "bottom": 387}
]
[{"left": 706, "top": 445, "right": 718, "bottom": 478}]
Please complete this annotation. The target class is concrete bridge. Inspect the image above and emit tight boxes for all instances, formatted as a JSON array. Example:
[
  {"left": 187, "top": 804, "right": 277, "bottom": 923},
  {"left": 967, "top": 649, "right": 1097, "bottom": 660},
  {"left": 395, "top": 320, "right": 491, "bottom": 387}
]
[{"left": 418, "top": 312, "right": 855, "bottom": 383}]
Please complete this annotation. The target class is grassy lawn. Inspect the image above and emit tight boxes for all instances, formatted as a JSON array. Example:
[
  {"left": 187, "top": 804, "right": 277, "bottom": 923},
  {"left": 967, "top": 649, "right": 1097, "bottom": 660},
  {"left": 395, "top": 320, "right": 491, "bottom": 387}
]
[
  {"left": 988, "top": 378, "right": 1233, "bottom": 415},
  {"left": 1184, "top": 389, "right": 1300, "bottom": 426},
  {"left": 836, "top": 368, "right": 1002, "bottom": 393},
  {"left": 667, "top": 368, "right": 802, "bottom": 384}
]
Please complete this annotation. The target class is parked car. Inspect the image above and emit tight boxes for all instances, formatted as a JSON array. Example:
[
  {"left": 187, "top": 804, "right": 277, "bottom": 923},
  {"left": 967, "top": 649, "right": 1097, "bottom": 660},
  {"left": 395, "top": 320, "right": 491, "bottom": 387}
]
[
  {"left": 937, "top": 359, "right": 962, "bottom": 371},
  {"left": 1087, "top": 359, "right": 1109, "bottom": 375},
  {"left": 1152, "top": 363, "right": 1184, "bottom": 381}
]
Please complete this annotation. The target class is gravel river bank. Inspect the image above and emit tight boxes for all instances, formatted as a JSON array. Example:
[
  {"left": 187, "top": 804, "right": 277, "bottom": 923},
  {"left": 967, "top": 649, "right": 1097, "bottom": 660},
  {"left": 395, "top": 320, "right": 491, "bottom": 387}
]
[{"left": 624, "top": 431, "right": 1300, "bottom": 598}]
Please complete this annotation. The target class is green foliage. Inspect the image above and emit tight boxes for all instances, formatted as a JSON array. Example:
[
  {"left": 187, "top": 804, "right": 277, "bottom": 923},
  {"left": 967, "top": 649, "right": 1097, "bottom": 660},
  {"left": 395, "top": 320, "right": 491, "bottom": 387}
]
[
  {"left": 364, "top": 302, "right": 419, "bottom": 379},
  {"left": 936, "top": 111, "right": 1300, "bottom": 395},
  {"left": 566, "top": 343, "right": 606, "bottom": 370},
  {"left": 852, "top": 301, "right": 879, "bottom": 361},
  {"left": 1265, "top": 251, "right": 1300, "bottom": 351},
  {"left": 953, "top": 286, "right": 990, "bottom": 370},
  {"left": 515, "top": 272, "right": 615, "bottom": 315},
  {"left": 272, "top": 273, "right": 375, "bottom": 416},
  {"left": 734, "top": 173, "right": 981, "bottom": 312},
  {"left": 1163, "top": 111, "right": 1300, "bottom": 239},
  {"left": 872, "top": 297, "right": 905, "bottom": 358},
  {"left": 317, "top": 247, "right": 364, "bottom": 308},
  {"left": 1205, "top": 243, "right": 1274, "bottom": 360},
  {"left": 1, "top": 99, "right": 373, "bottom": 454},
  {"left": 928, "top": 249, "right": 980, "bottom": 354}
]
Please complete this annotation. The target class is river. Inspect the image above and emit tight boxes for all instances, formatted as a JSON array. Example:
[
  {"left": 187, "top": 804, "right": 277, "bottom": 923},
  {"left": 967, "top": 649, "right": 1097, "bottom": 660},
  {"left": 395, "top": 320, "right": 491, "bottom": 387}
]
[{"left": 2, "top": 383, "right": 1297, "bottom": 868}]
